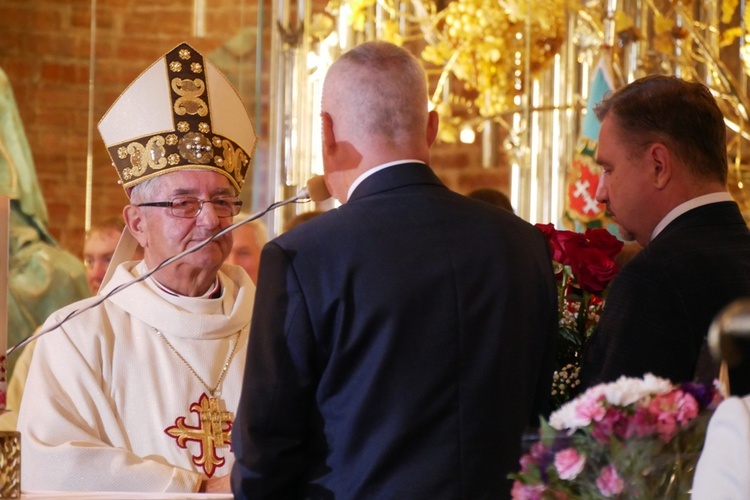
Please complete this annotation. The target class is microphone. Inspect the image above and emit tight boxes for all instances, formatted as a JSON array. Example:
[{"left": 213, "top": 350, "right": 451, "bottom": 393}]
[
  {"left": 708, "top": 298, "right": 750, "bottom": 368},
  {"left": 298, "top": 175, "right": 331, "bottom": 203},
  {"left": 708, "top": 298, "right": 750, "bottom": 395},
  {"left": 6, "top": 175, "right": 331, "bottom": 357}
]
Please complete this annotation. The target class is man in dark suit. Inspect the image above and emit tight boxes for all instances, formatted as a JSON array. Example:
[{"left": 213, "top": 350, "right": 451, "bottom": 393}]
[
  {"left": 581, "top": 75, "right": 750, "bottom": 389},
  {"left": 231, "top": 41, "right": 558, "bottom": 499}
]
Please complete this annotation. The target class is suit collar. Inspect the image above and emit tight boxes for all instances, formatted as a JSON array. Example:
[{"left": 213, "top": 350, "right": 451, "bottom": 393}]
[
  {"left": 347, "top": 160, "right": 425, "bottom": 200},
  {"left": 348, "top": 162, "right": 446, "bottom": 202},
  {"left": 655, "top": 200, "right": 744, "bottom": 241},
  {"left": 651, "top": 192, "right": 733, "bottom": 241}
]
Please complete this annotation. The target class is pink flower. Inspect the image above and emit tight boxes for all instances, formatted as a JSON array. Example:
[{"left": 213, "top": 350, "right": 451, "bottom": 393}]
[
  {"left": 511, "top": 480, "right": 546, "bottom": 500},
  {"left": 647, "top": 390, "right": 700, "bottom": 441},
  {"left": 630, "top": 407, "right": 656, "bottom": 437},
  {"left": 554, "top": 448, "right": 586, "bottom": 480},
  {"left": 596, "top": 465, "right": 624, "bottom": 497},
  {"left": 574, "top": 393, "right": 607, "bottom": 424},
  {"left": 529, "top": 440, "right": 547, "bottom": 460},
  {"left": 519, "top": 453, "right": 537, "bottom": 473},
  {"left": 592, "top": 407, "right": 633, "bottom": 444}
]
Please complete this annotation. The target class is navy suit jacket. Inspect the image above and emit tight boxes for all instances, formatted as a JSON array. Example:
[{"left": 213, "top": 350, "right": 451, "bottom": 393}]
[
  {"left": 231, "top": 163, "right": 558, "bottom": 499},
  {"left": 582, "top": 201, "right": 750, "bottom": 388}
]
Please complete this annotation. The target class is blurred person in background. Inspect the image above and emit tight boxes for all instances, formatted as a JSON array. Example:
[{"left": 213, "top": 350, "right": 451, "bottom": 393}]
[{"left": 227, "top": 217, "right": 268, "bottom": 285}]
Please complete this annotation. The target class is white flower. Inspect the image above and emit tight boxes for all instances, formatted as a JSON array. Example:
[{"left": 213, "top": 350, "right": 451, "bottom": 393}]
[
  {"left": 640, "top": 372, "right": 674, "bottom": 395},
  {"left": 549, "top": 374, "right": 676, "bottom": 430},
  {"left": 602, "top": 377, "right": 645, "bottom": 406},
  {"left": 600, "top": 373, "right": 673, "bottom": 407},
  {"left": 549, "top": 403, "right": 579, "bottom": 430}
]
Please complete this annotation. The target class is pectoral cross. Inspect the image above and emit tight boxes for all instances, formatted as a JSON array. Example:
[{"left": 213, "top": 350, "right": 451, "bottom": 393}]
[{"left": 165, "top": 392, "right": 233, "bottom": 477}]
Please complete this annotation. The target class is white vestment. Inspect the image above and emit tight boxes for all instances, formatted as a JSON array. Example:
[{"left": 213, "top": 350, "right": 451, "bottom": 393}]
[
  {"left": 692, "top": 395, "right": 750, "bottom": 499},
  {"left": 17, "top": 260, "right": 254, "bottom": 493}
]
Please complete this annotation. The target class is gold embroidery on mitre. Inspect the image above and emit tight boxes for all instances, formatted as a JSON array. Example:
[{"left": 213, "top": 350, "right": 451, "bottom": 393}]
[
  {"left": 172, "top": 78, "right": 208, "bottom": 117},
  {"left": 146, "top": 136, "right": 168, "bottom": 169},
  {"left": 179, "top": 132, "right": 213, "bottom": 164},
  {"left": 122, "top": 136, "right": 168, "bottom": 180},
  {"left": 104, "top": 43, "right": 256, "bottom": 194},
  {"left": 220, "top": 139, "right": 249, "bottom": 184}
]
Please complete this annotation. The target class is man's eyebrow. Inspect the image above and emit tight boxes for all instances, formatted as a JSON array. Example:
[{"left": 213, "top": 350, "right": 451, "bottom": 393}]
[
  {"left": 211, "top": 187, "right": 234, "bottom": 196},
  {"left": 169, "top": 187, "right": 235, "bottom": 197}
]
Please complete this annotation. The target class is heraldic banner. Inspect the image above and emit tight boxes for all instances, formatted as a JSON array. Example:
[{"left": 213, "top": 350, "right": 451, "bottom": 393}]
[{"left": 563, "top": 53, "right": 619, "bottom": 234}]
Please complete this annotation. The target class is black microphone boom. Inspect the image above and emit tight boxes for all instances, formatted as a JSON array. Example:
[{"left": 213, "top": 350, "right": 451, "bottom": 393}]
[{"left": 6, "top": 175, "right": 330, "bottom": 357}]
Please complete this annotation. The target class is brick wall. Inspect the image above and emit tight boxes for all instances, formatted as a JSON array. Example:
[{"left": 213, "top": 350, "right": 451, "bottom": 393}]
[{"left": 0, "top": 0, "right": 509, "bottom": 258}]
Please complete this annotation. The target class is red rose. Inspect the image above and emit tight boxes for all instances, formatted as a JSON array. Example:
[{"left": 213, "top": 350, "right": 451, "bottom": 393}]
[
  {"left": 536, "top": 223, "right": 563, "bottom": 262},
  {"left": 568, "top": 244, "right": 619, "bottom": 294},
  {"left": 585, "top": 228, "right": 624, "bottom": 259},
  {"left": 536, "top": 223, "right": 622, "bottom": 293},
  {"left": 536, "top": 223, "right": 586, "bottom": 266}
]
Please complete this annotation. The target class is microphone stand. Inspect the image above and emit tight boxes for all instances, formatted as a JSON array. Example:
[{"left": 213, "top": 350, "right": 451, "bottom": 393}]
[{"left": 6, "top": 188, "right": 314, "bottom": 358}]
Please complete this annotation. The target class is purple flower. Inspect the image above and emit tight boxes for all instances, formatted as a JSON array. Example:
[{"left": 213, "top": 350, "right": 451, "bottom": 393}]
[{"left": 679, "top": 381, "right": 714, "bottom": 410}]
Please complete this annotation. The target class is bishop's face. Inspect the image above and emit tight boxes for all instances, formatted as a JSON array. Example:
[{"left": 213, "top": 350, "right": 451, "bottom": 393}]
[{"left": 131, "top": 170, "right": 236, "bottom": 284}]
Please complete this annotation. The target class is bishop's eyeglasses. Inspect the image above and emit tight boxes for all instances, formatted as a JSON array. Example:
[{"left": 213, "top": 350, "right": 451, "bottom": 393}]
[{"left": 135, "top": 196, "right": 243, "bottom": 219}]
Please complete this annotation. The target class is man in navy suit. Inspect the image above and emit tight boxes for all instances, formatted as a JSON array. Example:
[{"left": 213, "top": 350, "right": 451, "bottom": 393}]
[
  {"left": 581, "top": 75, "right": 750, "bottom": 389},
  {"left": 231, "top": 41, "right": 558, "bottom": 499}
]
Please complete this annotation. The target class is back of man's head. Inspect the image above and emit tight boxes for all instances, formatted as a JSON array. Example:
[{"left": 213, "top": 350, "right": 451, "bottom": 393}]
[{"left": 323, "top": 41, "right": 430, "bottom": 146}]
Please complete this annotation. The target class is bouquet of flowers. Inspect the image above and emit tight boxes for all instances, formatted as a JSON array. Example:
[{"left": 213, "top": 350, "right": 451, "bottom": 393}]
[
  {"left": 510, "top": 374, "right": 723, "bottom": 499},
  {"left": 535, "top": 223, "right": 623, "bottom": 409}
]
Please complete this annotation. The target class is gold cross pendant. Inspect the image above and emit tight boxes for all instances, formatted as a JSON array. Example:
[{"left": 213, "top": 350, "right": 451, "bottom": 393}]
[{"left": 165, "top": 392, "right": 233, "bottom": 477}]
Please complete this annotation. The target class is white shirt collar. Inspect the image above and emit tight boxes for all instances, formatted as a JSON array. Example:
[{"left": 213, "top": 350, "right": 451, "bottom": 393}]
[
  {"left": 651, "top": 191, "right": 733, "bottom": 241},
  {"left": 347, "top": 160, "right": 425, "bottom": 201}
]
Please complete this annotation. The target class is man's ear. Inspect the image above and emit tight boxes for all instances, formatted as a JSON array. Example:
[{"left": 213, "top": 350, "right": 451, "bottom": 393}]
[
  {"left": 321, "top": 111, "right": 336, "bottom": 157},
  {"left": 122, "top": 204, "right": 148, "bottom": 248},
  {"left": 426, "top": 110, "right": 439, "bottom": 147},
  {"left": 649, "top": 142, "right": 672, "bottom": 189}
]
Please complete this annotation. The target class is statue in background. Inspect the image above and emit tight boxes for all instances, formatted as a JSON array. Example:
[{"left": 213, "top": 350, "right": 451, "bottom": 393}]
[{"left": 0, "top": 67, "right": 89, "bottom": 377}]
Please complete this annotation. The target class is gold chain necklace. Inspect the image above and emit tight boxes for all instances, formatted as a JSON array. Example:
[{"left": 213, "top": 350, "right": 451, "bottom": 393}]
[{"left": 154, "top": 328, "right": 242, "bottom": 396}]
